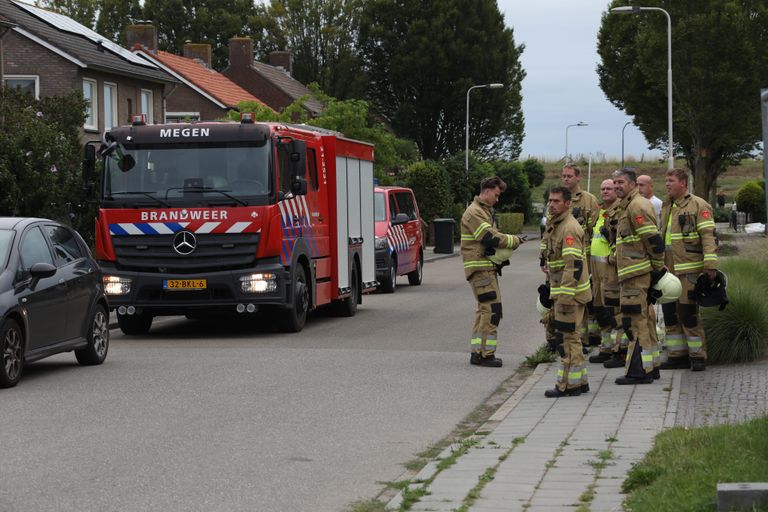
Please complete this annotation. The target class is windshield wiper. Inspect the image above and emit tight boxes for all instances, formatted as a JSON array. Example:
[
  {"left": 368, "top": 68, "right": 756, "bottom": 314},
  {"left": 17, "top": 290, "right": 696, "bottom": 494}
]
[
  {"left": 109, "top": 191, "right": 172, "bottom": 207},
  {"left": 165, "top": 187, "right": 248, "bottom": 206}
]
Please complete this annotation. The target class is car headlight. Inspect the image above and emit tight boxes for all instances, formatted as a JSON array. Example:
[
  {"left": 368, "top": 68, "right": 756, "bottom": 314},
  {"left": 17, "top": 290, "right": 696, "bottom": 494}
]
[
  {"left": 103, "top": 275, "right": 132, "bottom": 295},
  {"left": 240, "top": 273, "right": 278, "bottom": 293},
  {"left": 375, "top": 236, "right": 387, "bottom": 250}
]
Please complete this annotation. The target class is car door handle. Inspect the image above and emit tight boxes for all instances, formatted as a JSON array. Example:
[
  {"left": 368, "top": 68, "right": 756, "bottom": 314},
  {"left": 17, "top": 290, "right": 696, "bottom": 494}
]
[{"left": 58, "top": 278, "right": 67, "bottom": 286}]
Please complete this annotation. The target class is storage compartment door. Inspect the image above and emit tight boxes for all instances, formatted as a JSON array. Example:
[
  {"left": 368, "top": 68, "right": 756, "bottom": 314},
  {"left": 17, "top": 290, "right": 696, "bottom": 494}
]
[
  {"left": 335, "top": 156, "right": 349, "bottom": 290},
  {"left": 359, "top": 160, "right": 375, "bottom": 286}
]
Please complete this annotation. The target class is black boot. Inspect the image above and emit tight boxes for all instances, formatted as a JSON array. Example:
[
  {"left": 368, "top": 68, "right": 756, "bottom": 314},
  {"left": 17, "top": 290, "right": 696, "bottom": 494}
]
[
  {"left": 603, "top": 352, "right": 626, "bottom": 369},
  {"left": 545, "top": 387, "right": 582, "bottom": 398},
  {"left": 615, "top": 374, "right": 654, "bottom": 385},
  {"left": 652, "top": 367, "right": 660, "bottom": 380},
  {"left": 691, "top": 358, "right": 706, "bottom": 372},
  {"left": 588, "top": 333, "right": 602, "bottom": 347},
  {"left": 616, "top": 343, "right": 653, "bottom": 385},
  {"left": 581, "top": 384, "right": 590, "bottom": 393},
  {"left": 589, "top": 352, "right": 612, "bottom": 364},
  {"left": 660, "top": 356, "right": 691, "bottom": 370},
  {"left": 470, "top": 353, "right": 481, "bottom": 365},
  {"left": 478, "top": 354, "right": 503, "bottom": 367}
]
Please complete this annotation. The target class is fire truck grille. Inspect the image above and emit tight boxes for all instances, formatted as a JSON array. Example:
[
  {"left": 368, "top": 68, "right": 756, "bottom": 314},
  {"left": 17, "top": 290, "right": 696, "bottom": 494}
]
[{"left": 112, "top": 233, "right": 260, "bottom": 273}]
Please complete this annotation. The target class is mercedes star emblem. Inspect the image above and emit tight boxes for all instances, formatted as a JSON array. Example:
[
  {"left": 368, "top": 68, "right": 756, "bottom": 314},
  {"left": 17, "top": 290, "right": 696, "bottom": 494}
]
[{"left": 172, "top": 230, "right": 197, "bottom": 255}]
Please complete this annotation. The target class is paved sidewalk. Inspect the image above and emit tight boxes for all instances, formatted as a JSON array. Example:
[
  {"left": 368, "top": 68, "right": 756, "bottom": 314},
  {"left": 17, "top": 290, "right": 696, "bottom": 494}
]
[{"left": 387, "top": 357, "right": 768, "bottom": 511}]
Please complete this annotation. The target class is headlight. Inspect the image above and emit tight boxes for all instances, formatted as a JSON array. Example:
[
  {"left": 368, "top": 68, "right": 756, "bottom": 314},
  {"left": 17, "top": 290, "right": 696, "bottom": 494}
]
[
  {"left": 103, "top": 275, "right": 132, "bottom": 295},
  {"left": 240, "top": 273, "right": 277, "bottom": 293},
  {"left": 375, "top": 236, "right": 388, "bottom": 250}
]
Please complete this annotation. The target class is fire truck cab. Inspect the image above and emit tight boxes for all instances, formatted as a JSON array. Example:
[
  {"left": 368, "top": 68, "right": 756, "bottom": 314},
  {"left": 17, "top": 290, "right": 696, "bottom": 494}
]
[{"left": 83, "top": 116, "right": 376, "bottom": 334}]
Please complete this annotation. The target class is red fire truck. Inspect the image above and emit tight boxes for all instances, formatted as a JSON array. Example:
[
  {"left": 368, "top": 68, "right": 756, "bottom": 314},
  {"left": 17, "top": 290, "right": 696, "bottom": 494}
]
[{"left": 83, "top": 115, "right": 376, "bottom": 334}]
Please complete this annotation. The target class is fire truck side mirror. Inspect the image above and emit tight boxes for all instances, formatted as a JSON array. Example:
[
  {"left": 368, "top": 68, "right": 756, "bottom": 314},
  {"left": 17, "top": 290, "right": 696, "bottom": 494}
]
[
  {"left": 82, "top": 144, "right": 96, "bottom": 195},
  {"left": 289, "top": 139, "right": 307, "bottom": 196}
]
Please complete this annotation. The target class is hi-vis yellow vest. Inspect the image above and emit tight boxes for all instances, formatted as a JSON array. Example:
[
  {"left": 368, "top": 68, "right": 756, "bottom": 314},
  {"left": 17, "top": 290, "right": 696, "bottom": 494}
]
[{"left": 590, "top": 209, "right": 611, "bottom": 258}]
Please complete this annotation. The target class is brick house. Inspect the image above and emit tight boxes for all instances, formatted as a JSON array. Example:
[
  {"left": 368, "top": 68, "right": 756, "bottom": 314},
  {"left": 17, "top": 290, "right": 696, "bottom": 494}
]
[
  {"left": 125, "top": 25, "right": 272, "bottom": 122},
  {"left": 0, "top": 14, "right": 15, "bottom": 84},
  {"left": 222, "top": 37, "right": 324, "bottom": 118},
  {"left": 0, "top": 0, "right": 176, "bottom": 142}
]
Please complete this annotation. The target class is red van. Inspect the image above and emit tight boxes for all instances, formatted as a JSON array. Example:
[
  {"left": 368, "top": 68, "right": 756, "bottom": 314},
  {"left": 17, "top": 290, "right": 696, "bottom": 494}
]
[{"left": 374, "top": 186, "right": 424, "bottom": 292}]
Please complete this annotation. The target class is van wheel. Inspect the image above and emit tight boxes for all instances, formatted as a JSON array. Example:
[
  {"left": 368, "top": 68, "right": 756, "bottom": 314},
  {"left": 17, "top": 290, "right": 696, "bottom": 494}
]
[
  {"left": 0, "top": 319, "right": 24, "bottom": 388},
  {"left": 118, "top": 312, "right": 153, "bottom": 335},
  {"left": 380, "top": 257, "right": 396, "bottom": 293},
  {"left": 277, "top": 265, "right": 309, "bottom": 332},
  {"left": 335, "top": 263, "right": 359, "bottom": 317},
  {"left": 76, "top": 304, "right": 109, "bottom": 365},
  {"left": 408, "top": 252, "right": 423, "bottom": 286}
]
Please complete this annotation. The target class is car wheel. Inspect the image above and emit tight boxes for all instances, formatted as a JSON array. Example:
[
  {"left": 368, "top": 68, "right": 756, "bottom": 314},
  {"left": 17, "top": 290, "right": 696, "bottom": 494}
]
[
  {"left": 76, "top": 304, "right": 109, "bottom": 365},
  {"left": 407, "top": 252, "right": 423, "bottom": 286},
  {"left": 1, "top": 318, "right": 24, "bottom": 388},
  {"left": 379, "top": 256, "right": 396, "bottom": 293},
  {"left": 117, "top": 312, "right": 153, "bottom": 335},
  {"left": 334, "top": 263, "right": 359, "bottom": 317},
  {"left": 277, "top": 265, "right": 309, "bottom": 332}
]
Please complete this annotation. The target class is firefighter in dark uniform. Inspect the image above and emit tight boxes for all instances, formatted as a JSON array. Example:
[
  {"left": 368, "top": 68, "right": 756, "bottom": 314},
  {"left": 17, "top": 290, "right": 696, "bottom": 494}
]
[
  {"left": 461, "top": 176, "right": 523, "bottom": 368},
  {"left": 659, "top": 168, "right": 718, "bottom": 371},
  {"left": 544, "top": 186, "right": 591, "bottom": 397}
]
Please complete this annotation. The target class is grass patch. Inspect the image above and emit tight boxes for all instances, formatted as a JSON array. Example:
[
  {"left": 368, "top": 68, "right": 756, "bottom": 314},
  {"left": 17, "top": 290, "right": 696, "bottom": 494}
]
[
  {"left": 346, "top": 499, "right": 388, "bottom": 512},
  {"left": 623, "top": 416, "right": 768, "bottom": 512},
  {"left": 524, "top": 344, "right": 557, "bottom": 367}
]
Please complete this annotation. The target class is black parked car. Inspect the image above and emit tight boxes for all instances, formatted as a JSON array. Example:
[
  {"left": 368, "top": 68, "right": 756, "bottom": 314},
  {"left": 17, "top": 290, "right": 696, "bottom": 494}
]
[{"left": 0, "top": 218, "right": 109, "bottom": 388}]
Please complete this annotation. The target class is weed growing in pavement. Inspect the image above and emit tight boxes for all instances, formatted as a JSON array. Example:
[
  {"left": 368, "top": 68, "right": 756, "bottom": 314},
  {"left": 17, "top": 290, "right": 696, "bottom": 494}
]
[
  {"left": 605, "top": 436, "right": 618, "bottom": 443},
  {"left": 524, "top": 344, "right": 557, "bottom": 367},
  {"left": 346, "top": 499, "right": 388, "bottom": 512},
  {"left": 454, "top": 438, "right": 525, "bottom": 512}
]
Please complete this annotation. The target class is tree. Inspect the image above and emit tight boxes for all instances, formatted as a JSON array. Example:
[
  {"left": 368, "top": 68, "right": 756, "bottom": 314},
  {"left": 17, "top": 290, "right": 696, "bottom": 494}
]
[
  {"left": 38, "top": 0, "right": 96, "bottom": 28},
  {"left": 248, "top": 0, "right": 367, "bottom": 100},
  {"left": 358, "top": 0, "right": 525, "bottom": 161},
  {"left": 597, "top": 0, "right": 768, "bottom": 199},
  {"left": 493, "top": 160, "right": 532, "bottom": 220},
  {"left": 143, "top": 0, "right": 257, "bottom": 70},
  {"left": 95, "top": 0, "right": 142, "bottom": 45},
  {"left": 404, "top": 160, "right": 451, "bottom": 222},
  {"left": 522, "top": 158, "right": 545, "bottom": 188}
]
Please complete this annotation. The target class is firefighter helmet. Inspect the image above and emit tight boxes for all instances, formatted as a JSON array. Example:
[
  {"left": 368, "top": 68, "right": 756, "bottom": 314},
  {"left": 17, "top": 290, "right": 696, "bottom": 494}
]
[
  {"left": 652, "top": 272, "right": 683, "bottom": 304},
  {"left": 488, "top": 247, "right": 514, "bottom": 265},
  {"left": 695, "top": 270, "right": 729, "bottom": 309},
  {"left": 536, "top": 295, "right": 550, "bottom": 317},
  {"left": 536, "top": 283, "right": 552, "bottom": 317}
]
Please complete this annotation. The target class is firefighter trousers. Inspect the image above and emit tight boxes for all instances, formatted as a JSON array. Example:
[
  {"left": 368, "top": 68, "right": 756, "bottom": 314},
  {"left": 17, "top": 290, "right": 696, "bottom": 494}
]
[
  {"left": 468, "top": 270, "right": 502, "bottom": 357},
  {"left": 553, "top": 301, "right": 587, "bottom": 392},
  {"left": 619, "top": 273, "right": 660, "bottom": 377},
  {"left": 661, "top": 273, "right": 707, "bottom": 360},
  {"left": 593, "top": 261, "right": 627, "bottom": 355}
]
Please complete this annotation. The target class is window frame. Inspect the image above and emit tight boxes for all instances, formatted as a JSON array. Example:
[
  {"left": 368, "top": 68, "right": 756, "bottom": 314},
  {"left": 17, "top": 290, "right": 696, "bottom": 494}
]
[
  {"left": 140, "top": 88, "right": 154, "bottom": 124},
  {"left": 3, "top": 75, "right": 40, "bottom": 98},
  {"left": 103, "top": 81, "right": 118, "bottom": 130},
  {"left": 165, "top": 112, "right": 201, "bottom": 123},
  {"left": 83, "top": 78, "right": 98, "bottom": 131},
  {"left": 17, "top": 225, "right": 55, "bottom": 280},
  {"left": 44, "top": 224, "right": 85, "bottom": 267}
]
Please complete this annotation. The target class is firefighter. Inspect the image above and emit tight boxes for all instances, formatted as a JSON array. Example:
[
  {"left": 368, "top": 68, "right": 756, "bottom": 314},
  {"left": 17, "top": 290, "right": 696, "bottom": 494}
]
[
  {"left": 543, "top": 186, "right": 591, "bottom": 397},
  {"left": 602, "top": 194, "right": 630, "bottom": 369},
  {"left": 612, "top": 168, "right": 664, "bottom": 385},
  {"left": 659, "top": 168, "right": 718, "bottom": 372},
  {"left": 561, "top": 164, "right": 601, "bottom": 346},
  {"left": 588, "top": 179, "right": 621, "bottom": 364},
  {"left": 461, "top": 176, "right": 523, "bottom": 368}
]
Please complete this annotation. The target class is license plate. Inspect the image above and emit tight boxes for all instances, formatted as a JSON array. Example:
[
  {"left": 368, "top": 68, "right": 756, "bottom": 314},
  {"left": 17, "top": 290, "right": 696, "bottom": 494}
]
[{"left": 163, "top": 279, "right": 207, "bottom": 290}]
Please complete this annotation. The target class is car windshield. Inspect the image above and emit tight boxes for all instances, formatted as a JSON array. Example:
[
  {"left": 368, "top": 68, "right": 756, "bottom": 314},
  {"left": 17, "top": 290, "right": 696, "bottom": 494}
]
[
  {"left": 103, "top": 142, "right": 271, "bottom": 206},
  {"left": 0, "top": 230, "right": 14, "bottom": 269},
  {"left": 374, "top": 192, "right": 386, "bottom": 222}
]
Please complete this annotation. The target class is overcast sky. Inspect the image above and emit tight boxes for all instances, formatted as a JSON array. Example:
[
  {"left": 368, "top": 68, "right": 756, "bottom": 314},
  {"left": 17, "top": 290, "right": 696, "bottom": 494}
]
[{"left": 497, "top": 0, "right": 663, "bottom": 163}]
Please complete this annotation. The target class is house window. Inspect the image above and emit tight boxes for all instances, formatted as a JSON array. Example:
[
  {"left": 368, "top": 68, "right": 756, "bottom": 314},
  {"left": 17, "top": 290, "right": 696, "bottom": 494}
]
[
  {"left": 140, "top": 89, "right": 154, "bottom": 124},
  {"left": 165, "top": 112, "right": 200, "bottom": 124},
  {"left": 103, "top": 82, "right": 118, "bottom": 129},
  {"left": 3, "top": 75, "right": 39, "bottom": 98},
  {"left": 83, "top": 78, "right": 98, "bottom": 130}
]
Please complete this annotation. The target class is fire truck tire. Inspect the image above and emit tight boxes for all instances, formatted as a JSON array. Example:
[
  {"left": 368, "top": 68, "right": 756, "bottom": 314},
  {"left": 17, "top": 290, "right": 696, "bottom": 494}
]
[
  {"left": 117, "top": 312, "right": 153, "bottom": 335},
  {"left": 75, "top": 304, "right": 109, "bottom": 365},
  {"left": 407, "top": 252, "right": 423, "bottom": 286},
  {"left": 379, "top": 257, "right": 396, "bottom": 293},
  {"left": 334, "top": 263, "right": 359, "bottom": 317},
  {"left": 276, "top": 265, "right": 309, "bottom": 333}
]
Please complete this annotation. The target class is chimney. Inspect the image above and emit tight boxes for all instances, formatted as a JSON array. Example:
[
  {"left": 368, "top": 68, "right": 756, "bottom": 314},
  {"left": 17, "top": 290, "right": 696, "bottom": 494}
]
[
  {"left": 125, "top": 24, "right": 157, "bottom": 54},
  {"left": 228, "top": 37, "right": 253, "bottom": 69},
  {"left": 269, "top": 50, "right": 293, "bottom": 76},
  {"left": 183, "top": 43, "right": 212, "bottom": 68}
]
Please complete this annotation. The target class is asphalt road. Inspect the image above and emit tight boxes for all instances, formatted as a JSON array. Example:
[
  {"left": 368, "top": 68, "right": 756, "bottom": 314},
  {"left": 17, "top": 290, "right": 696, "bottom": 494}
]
[{"left": 0, "top": 241, "right": 543, "bottom": 512}]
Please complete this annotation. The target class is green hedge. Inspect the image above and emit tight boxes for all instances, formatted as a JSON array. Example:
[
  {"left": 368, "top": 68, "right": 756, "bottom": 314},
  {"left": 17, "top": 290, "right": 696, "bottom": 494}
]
[
  {"left": 496, "top": 213, "right": 524, "bottom": 234},
  {"left": 735, "top": 180, "right": 766, "bottom": 223},
  {"left": 712, "top": 207, "right": 730, "bottom": 223}
]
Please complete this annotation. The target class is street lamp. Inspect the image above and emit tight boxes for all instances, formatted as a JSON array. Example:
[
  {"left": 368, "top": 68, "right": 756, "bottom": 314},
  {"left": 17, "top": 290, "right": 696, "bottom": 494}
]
[
  {"left": 465, "top": 83, "right": 504, "bottom": 173},
  {"left": 564, "top": 122, "right": 588, "bottom": 162},
  {"left": 621, "top": 121, "right": 632, "bottom": 168},
  {"left": 610, "top": 5, "right": 674, "bottom": 170}
]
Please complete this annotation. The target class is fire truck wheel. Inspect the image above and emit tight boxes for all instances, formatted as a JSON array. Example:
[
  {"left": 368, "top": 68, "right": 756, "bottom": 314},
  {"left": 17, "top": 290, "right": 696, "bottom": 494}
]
[
  {"left": 277, "top": 265, "right": 309, "bottom": 333},
  {"left": 334, "top": 263, "right": 359, "bottom": 317},
  {"left": 379, "top": 257, "right": 396, "bottom": 293},
  {"left": 117, "top": 312, "right": 153, "bottom": 335},
  {"left": 407, "top": 252, "right": 423, "bottom": 286}
]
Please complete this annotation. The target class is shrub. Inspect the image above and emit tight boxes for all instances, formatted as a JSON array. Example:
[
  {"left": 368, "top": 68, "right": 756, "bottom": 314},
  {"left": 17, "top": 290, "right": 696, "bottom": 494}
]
[
  {"left": 712, "top": 207, "right": 730, "bottom": 223},
  {"left": 497, "top": 213, "right": 524, "bottom": 234},
  {"left": 702, "top": 259, "right": 768, "bottom": 363},
  {"left": 734, "top": 180, "right": 766, "bottom": 222},
  {"left": 404, "top": 160, "right": 451, "bottom": 223}
]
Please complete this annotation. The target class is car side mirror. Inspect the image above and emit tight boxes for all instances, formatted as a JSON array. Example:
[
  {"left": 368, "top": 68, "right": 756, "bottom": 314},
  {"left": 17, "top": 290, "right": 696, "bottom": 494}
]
[
  {"left": 392, "top": 213, "right": 410, "bottom": 225},
  {"left": 30, "top": 262, "right": 56, "bottom": 279}
]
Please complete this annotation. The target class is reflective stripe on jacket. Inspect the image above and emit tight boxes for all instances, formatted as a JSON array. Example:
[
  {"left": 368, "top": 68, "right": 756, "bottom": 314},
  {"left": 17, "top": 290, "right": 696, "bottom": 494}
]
[
  {"left": 570, "top": 186, "right": 600, "bottom": 255},
  {"left": 460, "top": 196, "right": 520, "bottom": 279},
  {"left": 615, "top": 189, "right": 664, "bottom": 282},
  {"left": 546, "top": 211, "right": 592, "bottom": 305},
  {"left": 660, "top": 193, "right": 718, "bottom": 274}
]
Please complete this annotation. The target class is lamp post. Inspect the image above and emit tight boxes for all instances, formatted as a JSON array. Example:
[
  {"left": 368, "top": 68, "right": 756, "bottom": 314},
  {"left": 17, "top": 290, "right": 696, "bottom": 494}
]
[
  {"left": 564, "top": 121, "right": 587, "bottom": 162},
  {"left": 611, "top": 5, "right": 674, "bottom": 171},
  {"left": 621, "top": 121, "right": 632, "bottom": 168},
  {"left": 465, "top": 83, "right": 504, "bottom": 173}
]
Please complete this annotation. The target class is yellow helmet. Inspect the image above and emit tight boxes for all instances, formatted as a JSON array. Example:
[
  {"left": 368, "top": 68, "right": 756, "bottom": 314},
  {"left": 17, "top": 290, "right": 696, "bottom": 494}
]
[
  {"left": 653, "top": 272, "right": 682, "bottom": 304},
  {"left": 488, "top": 247, "right": 514, "bottom": 265}
]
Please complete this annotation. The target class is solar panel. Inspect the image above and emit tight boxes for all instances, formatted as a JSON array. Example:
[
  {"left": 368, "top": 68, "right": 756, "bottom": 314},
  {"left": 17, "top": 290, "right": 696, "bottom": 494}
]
[{"left": 13, "top": 0, "right": 157, "bottom": 69}]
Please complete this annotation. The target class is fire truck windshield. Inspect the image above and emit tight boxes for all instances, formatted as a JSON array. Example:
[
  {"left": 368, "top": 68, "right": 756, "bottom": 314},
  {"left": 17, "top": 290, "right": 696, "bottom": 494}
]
[{"left": 103, "top": 142, "right": 271, "bottom": 206}]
